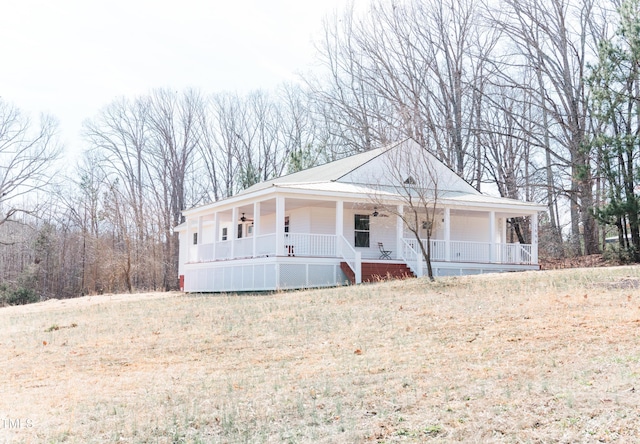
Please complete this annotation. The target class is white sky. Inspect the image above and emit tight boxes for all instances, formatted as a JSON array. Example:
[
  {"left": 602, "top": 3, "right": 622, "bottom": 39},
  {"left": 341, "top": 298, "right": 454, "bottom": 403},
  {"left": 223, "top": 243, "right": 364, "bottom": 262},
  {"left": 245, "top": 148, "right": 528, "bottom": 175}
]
[{"left": 0, "top": 0, "right": 354, "bottom": 154}]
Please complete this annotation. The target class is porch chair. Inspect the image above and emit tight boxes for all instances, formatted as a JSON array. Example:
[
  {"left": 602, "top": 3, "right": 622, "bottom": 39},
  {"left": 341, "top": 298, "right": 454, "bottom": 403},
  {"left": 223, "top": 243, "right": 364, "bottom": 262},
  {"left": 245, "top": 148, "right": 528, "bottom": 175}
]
[{"left": 378, "top": 242, "right": 392, "bottom": 260}]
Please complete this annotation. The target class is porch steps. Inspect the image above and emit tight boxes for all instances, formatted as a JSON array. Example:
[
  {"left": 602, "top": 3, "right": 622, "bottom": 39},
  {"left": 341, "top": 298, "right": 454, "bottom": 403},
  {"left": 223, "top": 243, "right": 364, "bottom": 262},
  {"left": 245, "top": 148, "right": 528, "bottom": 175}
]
[{"left": 340, "top": 262, "right": 416, "bottom": 284}]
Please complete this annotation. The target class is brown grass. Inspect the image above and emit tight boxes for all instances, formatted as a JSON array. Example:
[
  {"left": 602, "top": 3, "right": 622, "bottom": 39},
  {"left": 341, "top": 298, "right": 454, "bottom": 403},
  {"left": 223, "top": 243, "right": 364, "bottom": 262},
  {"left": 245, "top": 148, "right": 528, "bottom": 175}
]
[{"left": 1, "top": 266, "right": 640, "bottom": 443}]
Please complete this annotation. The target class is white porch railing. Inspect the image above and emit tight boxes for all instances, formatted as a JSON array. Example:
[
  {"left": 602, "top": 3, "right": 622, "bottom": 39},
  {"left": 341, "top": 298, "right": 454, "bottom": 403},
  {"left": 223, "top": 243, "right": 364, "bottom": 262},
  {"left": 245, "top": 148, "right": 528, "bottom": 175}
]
[
  {"left": 405, "top": 238, "right": 534, "bottom": 265},
  {"left": 256, "top": 233, "right": 276, "bottom": 256},
  {"left": 215, "top": 240, "right": 232, "bottom": 260},
  {"left": 197, "top": 243, "right": 214, "bottom": 262},
  {"left": 188, "top": 235, "right": 534, "bottom": 266},
  {"left": 235, "top": 237, "right": 253, "bottom": 258},
  {"left": 338, "top": 235, "right": 361, "bottom": 283},
  {"left": 284, "top": 233, "right": 336, "bottom": 257},
  {"left": 450, "top": 241, "right": 491, "bottom": 263},
  {"left": 496, "top": 243, "right": 532, "bottom": 264},
  {"left": 401, "top": 238, "right": 423, "bottom": 277}
]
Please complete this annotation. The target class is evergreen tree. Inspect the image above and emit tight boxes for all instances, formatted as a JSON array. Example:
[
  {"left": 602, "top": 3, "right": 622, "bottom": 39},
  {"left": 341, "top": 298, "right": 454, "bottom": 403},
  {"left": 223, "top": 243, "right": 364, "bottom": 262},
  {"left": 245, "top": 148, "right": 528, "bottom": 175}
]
[{"left": 588, "top": 0, "right": 640, "bottom": 260}]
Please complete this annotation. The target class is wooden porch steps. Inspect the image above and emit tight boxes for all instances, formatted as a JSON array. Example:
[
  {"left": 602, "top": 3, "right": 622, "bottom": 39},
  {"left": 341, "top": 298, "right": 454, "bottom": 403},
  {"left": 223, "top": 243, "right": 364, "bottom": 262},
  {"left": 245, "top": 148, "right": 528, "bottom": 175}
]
[{"left": 340, "top": 262, "right": 416, "bottom": 284}]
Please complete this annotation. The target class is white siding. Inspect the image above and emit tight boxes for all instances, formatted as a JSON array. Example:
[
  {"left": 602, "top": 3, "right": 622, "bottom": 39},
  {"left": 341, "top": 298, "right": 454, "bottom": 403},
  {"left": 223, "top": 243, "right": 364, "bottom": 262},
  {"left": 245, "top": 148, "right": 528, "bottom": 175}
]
[
  {"left": 288, "top": 207, "right": 310, "bottom": 233},
  {"left": 339, "top": 140, "right": 478, "bottom": 194},
  {"left": 451, "top": 213, "right": 489, "bottom": 242},
  {"left": 309, "top": 206, "right": 336, "bottom": 235},
  {"left": 261, "top": 213, "right": 276, "bottom": 233},
  {"left": 201, "top": 221, "right": 215, "bottom": 244},
  {"left": 178, "top": 231, "right": 187, "bottom": 276},
  {"left": 344, "top": 209, "right": 397, "bottom": 260}
]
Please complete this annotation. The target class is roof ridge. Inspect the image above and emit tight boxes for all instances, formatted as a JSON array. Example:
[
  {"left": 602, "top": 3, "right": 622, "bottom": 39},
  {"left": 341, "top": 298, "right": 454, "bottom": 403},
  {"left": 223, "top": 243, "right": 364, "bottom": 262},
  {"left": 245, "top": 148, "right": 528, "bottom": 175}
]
[{"left": 333, "top": 140, "right": 405, "bottom": 182}]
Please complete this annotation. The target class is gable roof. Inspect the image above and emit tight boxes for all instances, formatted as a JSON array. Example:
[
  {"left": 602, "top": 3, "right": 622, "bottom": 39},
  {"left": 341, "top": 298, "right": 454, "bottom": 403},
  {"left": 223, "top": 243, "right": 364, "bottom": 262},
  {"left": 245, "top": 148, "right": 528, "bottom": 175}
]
[
  {"left": 183, "top": 139, "right": 546, "bottom": 216},
  {"left": 238, "top": 139, "right": 478, "bottom": 196},
  {"left": 237, "top": 141, "right": 398, "bottom": 196}
]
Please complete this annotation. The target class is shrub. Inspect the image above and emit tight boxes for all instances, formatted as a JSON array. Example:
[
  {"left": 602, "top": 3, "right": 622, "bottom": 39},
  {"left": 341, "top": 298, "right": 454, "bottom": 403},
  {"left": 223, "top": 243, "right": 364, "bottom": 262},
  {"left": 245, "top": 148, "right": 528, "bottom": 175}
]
[
  {"left": 603, "top": 243, "right": 637, "bottom": 264},
  {"left": 0, "top": 284, "right": 40, "bottom": 306},
  {"left": 7, "top": 287, "right": 39, "bottom": 305}
]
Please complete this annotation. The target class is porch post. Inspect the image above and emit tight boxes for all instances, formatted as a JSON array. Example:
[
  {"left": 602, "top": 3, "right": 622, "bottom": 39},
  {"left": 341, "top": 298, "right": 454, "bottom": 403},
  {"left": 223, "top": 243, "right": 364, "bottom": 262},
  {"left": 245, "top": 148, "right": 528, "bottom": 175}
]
[
  {"left": 231, "top": 207, "right": 238, "bottom": 259},
  {"left": 252, "top": 201, "right": 260, "bottom": 258},
  {"left": 186, "top": 217, "right": 193, "bottom": 262},
  {"left": 531, "top": 212, "right": 539, "bottom": 264},
  {"left": 444, "top": 207, "right": 451, "bottom": 262},
  {"left": 275, "top": 196, "right": 285, "bottom": 256},
  {"left": 489, "top": 211, "right": 496, "bottom": 263},
  {"left": 197, "top": 215, "right": 203, "bottom": 261},
  {"left": 396, "top": 205, "right": 404, "bottom": 260},
  {"left": 335, "top": 200, "right": 343, "bottom": 256},
  {"left": 213, "top": 212, "right": 219, "bottom": 260}
]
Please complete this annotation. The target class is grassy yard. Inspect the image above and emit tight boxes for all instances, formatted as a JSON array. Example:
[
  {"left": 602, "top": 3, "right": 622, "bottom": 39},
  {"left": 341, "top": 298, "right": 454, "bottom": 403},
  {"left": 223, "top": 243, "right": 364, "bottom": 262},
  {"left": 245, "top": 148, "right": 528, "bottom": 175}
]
[{"left": 1, "top": 266, "right": 640, "bottom": 443}]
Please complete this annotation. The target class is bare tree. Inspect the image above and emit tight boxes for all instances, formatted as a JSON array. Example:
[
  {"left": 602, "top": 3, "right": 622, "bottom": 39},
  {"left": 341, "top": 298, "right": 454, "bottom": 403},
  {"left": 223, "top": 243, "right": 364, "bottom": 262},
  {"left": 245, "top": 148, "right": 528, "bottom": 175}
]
[
  {"left": 487, "top": 0, "right": 609, "bottom": 255},
  {"left": 369, "top": 142, "right": 452, "bottom": 281},
  {"left": 0, "top": 99, "right": 61, "bottom": 228}
]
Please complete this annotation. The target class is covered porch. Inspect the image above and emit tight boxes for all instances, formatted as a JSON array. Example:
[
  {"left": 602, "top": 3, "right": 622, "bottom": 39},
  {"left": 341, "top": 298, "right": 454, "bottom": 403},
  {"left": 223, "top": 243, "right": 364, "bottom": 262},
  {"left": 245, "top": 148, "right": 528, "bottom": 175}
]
[{"left": 180, "top": 194, "right": 539, "bottom": 289}]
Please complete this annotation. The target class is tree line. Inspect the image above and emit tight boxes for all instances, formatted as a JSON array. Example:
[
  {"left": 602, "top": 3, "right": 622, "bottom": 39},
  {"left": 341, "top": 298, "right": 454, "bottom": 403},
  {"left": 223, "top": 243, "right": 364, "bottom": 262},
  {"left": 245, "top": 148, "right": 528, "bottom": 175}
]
[{"left": 2, "top": 0, "right": 640, "bottom": 302}]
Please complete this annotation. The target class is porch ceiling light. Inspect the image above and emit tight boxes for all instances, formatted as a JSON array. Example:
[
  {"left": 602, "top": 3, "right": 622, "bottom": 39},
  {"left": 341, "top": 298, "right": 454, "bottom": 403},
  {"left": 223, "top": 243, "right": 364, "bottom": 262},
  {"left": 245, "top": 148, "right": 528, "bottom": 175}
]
[{"left": 372, "top": 208, "right": 379, "bottom": 217}]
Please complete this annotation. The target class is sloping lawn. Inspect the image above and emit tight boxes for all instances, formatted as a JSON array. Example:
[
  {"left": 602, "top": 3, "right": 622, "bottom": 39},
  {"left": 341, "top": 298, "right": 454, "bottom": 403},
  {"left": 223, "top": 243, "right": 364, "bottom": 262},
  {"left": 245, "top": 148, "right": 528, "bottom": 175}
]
[{"left": 1, "top": 266, "right": 640, "bottom": 443}]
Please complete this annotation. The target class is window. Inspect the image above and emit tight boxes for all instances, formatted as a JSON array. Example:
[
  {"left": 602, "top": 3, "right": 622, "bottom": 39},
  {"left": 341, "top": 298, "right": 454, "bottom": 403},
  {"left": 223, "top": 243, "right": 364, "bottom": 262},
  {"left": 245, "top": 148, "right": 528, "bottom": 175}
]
[
  {"left": 237, "top": 223, "right": 243, "bottom": 239},
  {"left": 193, "top": 232, "right": 198, "bottom": 245},
  {"left": 221, "top": 227, "right": 228, "bottom": 241},
  {"left": 354, "top": 214, "right": 370, "bottom": 248},
  {"left": 284, "top": 216, "right": 290, "bottom": 233},
  {"left": 247, "top": 224, "right": 254, "bottom": 236},
  {"left": 404, "top": 176, "right": 416, "bottom": 185}
]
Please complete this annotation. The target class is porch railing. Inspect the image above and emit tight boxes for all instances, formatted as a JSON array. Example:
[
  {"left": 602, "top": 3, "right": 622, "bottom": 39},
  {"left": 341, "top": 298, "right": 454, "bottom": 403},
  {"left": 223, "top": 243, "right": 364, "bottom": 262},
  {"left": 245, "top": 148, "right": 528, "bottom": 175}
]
[
  {"left": 189, "top": 235, "right": 534, "bottom": 266},
  {"left": 496, "top": 243, "right": 532, "bottom": 264},
  {"left": 284, "top": 233, "right": 336, "bottom": 257},
  {"left": 405, "top": 238, "right": 534, "bottom": 265},
  {"left": 338, "top": 235, "right": 361, "bottom": 283},
  {"left": 401, "top": 238, "right": 423, "bottom": 277},
  {"left": 256, "top": 233, "right": 276, "bottom": 256},
  {"left": 215, "top": 240, "right": 232, "bottom": 260}
]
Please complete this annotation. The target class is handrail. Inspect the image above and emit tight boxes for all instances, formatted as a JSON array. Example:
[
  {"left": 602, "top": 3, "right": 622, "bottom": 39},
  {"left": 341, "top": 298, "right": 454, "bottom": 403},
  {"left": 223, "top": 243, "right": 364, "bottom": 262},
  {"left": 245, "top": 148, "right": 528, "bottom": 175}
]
[
  {"left": 338, "top": 235, "right": 361, "bottom": 284},
  {"left": 401, "top": 238, "right": 423, "bottom": 277},
  {"left": 402, "top": 238, "right": 535, "bottom": 265}
]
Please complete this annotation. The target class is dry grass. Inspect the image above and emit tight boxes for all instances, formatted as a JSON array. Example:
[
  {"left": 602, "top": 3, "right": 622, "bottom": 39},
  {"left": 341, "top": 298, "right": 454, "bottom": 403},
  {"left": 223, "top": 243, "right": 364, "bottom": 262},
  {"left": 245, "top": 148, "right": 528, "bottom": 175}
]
[{"left": 1, "top": 266, "right": 640, "bottom": 443}]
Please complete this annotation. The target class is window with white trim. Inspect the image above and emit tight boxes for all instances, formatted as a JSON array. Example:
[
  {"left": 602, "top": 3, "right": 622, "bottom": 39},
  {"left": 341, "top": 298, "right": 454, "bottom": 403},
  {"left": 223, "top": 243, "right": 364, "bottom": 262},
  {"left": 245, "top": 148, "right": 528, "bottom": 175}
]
[{"left": 354, "top": 214, "right": 370, "bottom": 248}]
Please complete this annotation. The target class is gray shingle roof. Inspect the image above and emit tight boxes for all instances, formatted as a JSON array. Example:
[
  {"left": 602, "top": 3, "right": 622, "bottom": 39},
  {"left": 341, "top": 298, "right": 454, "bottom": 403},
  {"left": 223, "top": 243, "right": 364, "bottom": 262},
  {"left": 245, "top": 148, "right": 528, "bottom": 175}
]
[{"left": 236, "top": 142, "right": 399, "bottom": 196}]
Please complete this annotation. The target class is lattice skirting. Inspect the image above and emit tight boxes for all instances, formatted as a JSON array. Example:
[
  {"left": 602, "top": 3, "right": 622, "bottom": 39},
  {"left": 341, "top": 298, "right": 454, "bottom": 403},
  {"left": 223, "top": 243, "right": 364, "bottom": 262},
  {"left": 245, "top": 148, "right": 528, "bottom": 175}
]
[{"left": 184, "top": 261, "right": 349, "bottom": 293}]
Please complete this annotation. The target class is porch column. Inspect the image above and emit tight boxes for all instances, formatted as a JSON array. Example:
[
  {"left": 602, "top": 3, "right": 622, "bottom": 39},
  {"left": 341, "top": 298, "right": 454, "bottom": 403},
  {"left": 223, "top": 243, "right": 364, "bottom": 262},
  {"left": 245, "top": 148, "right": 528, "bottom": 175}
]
[
  {"left": 335, "top": 200, "right": 343, "bottom": 256},
  {"left": 197, "top": 215, "right": 203, "bottom": 261},
  {"left": 252, "top": 201, "right": 260, "bottom": 258},
  {"left": 275, "top": 196, "right": 285, "bottom": 256},
  {"left": 444, "top": 207, "right": 451, "bottom": 262},
  {"left": 197, "top": 216, "right": 203, "bottom": 244},
  {"left": 396, "top": 205, "right": 404, "bottom": 260},
  {"left": 489, "top": 211, "right": 496, "bottom": 263},
  {"left": 186, "top": 218, "right": 193, "bottom": 262},
  {"left": 213, "top": 212, "right": 219, "bottom": 260},
  {"left": 531, "top": 212, "right": 539, "bottom": 264},
  {"left": 231, "top": 207, "right": 238, "bottom": 259}
]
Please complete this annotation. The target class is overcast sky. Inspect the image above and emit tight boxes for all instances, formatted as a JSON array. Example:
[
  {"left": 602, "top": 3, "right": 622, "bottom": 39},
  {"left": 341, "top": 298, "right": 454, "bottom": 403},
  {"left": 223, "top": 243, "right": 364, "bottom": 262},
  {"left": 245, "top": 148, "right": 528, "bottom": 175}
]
[{"left": 0, "top": 0, "right": 355, "bottom": 153}]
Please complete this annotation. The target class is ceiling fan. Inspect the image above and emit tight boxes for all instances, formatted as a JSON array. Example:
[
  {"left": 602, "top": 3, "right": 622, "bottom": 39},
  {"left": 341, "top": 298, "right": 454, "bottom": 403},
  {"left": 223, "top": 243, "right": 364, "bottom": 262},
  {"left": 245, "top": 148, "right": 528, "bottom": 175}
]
[
  {"left": 371, "top": 207, "right": 389, "bottom": 217},
  {"left": 240, "top": 213, "right": 254, "bottom": 222}
]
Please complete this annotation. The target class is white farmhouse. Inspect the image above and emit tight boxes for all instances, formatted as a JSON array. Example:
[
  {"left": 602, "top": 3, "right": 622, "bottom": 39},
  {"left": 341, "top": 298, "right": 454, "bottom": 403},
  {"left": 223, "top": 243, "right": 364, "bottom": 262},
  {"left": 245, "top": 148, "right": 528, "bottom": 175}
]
[{"left": 177, "top": 139, "right": 545, "bottom": 292}]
